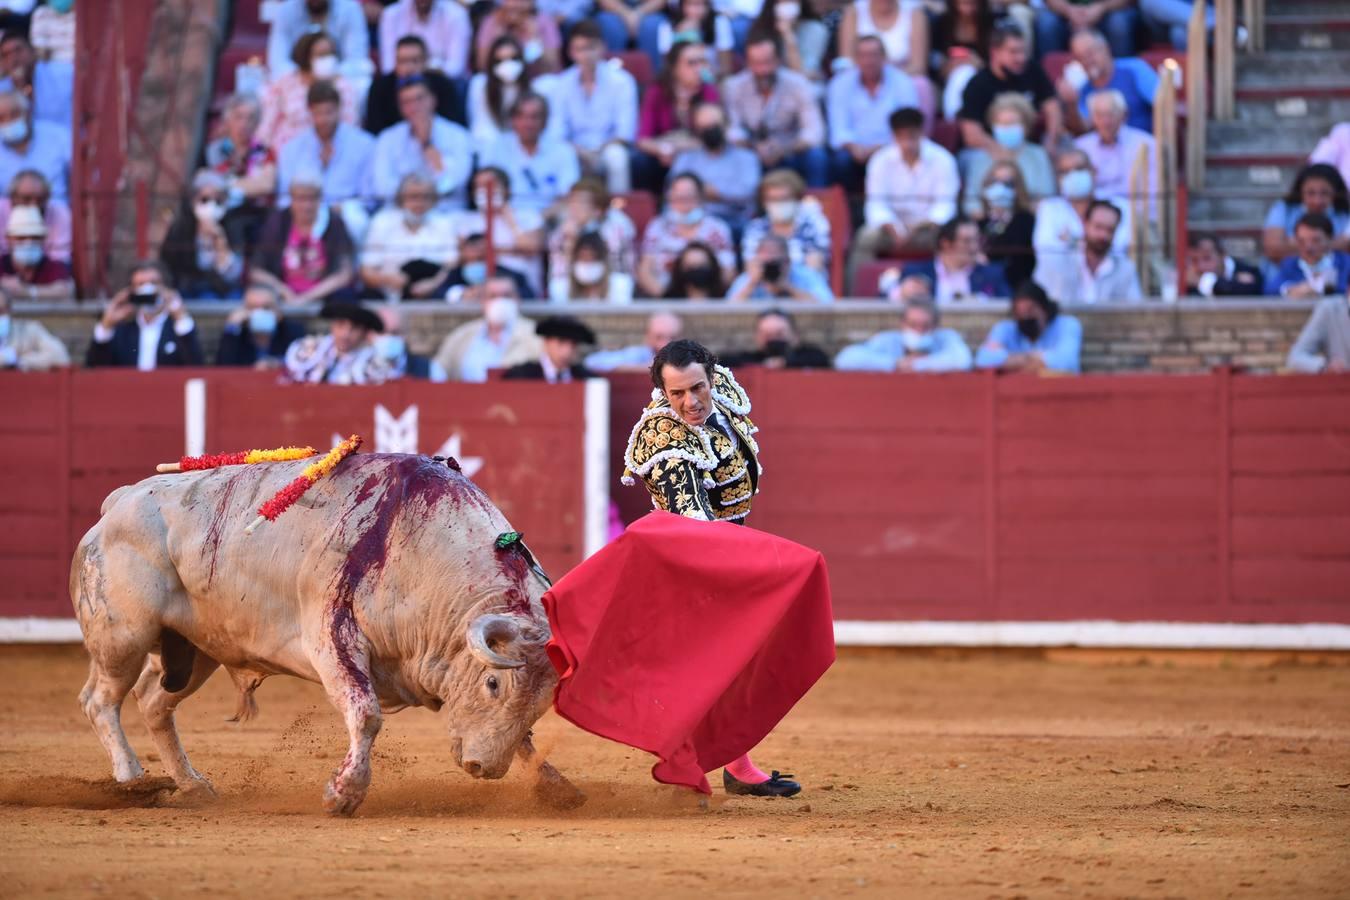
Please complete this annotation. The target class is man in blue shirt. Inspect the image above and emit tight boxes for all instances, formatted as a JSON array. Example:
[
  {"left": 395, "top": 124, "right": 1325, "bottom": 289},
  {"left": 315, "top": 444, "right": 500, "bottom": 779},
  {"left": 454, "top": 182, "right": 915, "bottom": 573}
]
[
  {"left": 0, "top": 89, "right": 68, "bottom": 201},
  {"left": 481, "top": 92, "right": 581, "bottom": 216},
  {"left": 835, "top": 297, "right": 973, "bottom": 372},
  {"left": 1266, "top": 212, "right": 1350, "bottom": 298},
  {"left": 277, "top": 81, "right": 375, "bottom": 208},
  {"left": 1058, "top": 29, "right": 1159, "bottom": 136},
  {"left": 726, "top": 234, "right": 833, "bottom": 303},
  {"left": 267, "top": 0, "right": 369, "bottom": 79},
  {"left": 371, "top": 75, "right": 473, "bottom": 209},
  {"left": 826, "top": 35, "right": 920, "bottom": 191},
  {"left": 551, "top": 22, "right": 638, "bottom": 196},
  {"left": 976, "top": 281, "right": 1083, "bottom": 373},
  {"left": 0, "top": 32, "right": 71, "bottom": 127},
  {"left": 586, "top": 311, "right": 683, "bottom": 373}
]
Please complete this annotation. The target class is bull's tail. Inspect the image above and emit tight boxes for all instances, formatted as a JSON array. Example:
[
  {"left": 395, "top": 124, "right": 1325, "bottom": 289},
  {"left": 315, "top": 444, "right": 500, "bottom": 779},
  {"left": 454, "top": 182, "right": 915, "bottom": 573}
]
[{"left": 224, "top": 667, "right": 266, "bottom": 723}]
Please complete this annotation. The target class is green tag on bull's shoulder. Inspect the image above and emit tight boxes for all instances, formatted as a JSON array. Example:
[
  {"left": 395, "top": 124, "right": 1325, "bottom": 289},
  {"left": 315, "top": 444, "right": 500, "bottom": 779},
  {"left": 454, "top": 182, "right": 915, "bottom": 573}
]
[{"left": 495, "top": 531, "right": 523, "bottom": 550}]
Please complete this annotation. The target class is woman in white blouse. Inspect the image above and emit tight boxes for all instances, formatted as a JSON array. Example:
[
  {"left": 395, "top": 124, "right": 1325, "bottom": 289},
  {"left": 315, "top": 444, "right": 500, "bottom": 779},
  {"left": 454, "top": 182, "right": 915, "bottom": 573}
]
[
  {"left": 549, "top": 231, "right": 635, "bottom": 302},
  {"left": 838, "top": 0, "right": 930, "bottom": 77}
]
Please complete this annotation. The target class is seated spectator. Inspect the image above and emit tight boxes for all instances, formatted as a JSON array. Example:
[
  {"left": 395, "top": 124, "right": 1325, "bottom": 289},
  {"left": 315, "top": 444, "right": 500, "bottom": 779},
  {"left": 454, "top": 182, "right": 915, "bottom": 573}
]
[
  {"left": 1036, "top": 1, "right": 1138, "bottom": 59},
  {"left": 656, "top": 0, "right": 736, "bottom": 76},
  {"left": 1185, "top": 232, "right": 1262, "bottom": 298},
  {"left": 1057, "top": 29, "right": 1157, "bottom": 136},
  {"left": 205, "top": 93, "right": 278, "bottom": 210},
  {"left": 258, "top": 31, "right": 360, "bottom": 152},
  {"left": 1139, "top": 0, "right": 1226, "bottom": 50},
  {"left": 374, "top": 305, "right": 448, "bottom": 381},
  {"left": 550, "top": 231, "right": 635, "bottom": 302},
  {"left": 30, "top": 0, "right": 76, "bottom": 64},
  {"left": 1074, "top": 89, "right": 1156, "bottom": 208},
  {"left": 838, "top": 0, "right": 930, "bottom": 79},
  {"left": 849, "top": 107, "right": 959, "bottom": 278},
  {"left": 277, "top": 80, "right": 376, "bottom": 224},
  {"left": 634, "top": 41, "right": 719, "bottom": 191},
  {"left": 594, "top": 0, "right": 664, "bottom": 64},
  {"left": 434, "top": 277, "right": 543, "bottom": 381},
  {"left": 931, "top": 0, "right": 995, "bottom": 121},
  {"left": 475, "top": 0, "right": 562, "bottom": 76},
  {"left": 468, "top": 35, "right": 560, "bottom": 146},
  {"left": 216, "top": 285, "right": 307, "bottom": 368},
  {"left": 669, "top": 101, "right": 761, "bottom": 231},
  {"left": 0, "top": 286, "right": 70, "bottom": 370},
  {"left": 361, "top": 172, "right": 457, "bottom": 301},
  {"left": 0, "top": 204, "right": 70, "bottom": 302},
  {"left": 504, "top": 315, "right": 597, "bottom": 381},
  {"left": 957, "top": 20, "right": 1061, "bottom": 161},
  {"left": 0, "top": 90, "right": 68, "bottom": 202},
  {"left": 638, "top": 172, "right": 736, "bottom": 297},
  {"left": 974, "top": 160, "right": 1037, "bottom": 288},
  {"left": 976, "top": 280, "right": 1082, "bottom": 373},
  {"left": 742, "top": 168, "right": 831, "bottom": 279},
  {"left": 451, "top": 167, "right": 546, "bottom": 293},
  {"left": 1310, "top": 123, "right": 1350, "bottom": 190},
  {"left": 366, "top": 36, "right": 463, "bottom": 135},
  {"left": 285, "top": 300, "right": 395, "bottom": 385},
  {"left": 1036, "top": 198, "right": 1141, "bottom": 303},
  {"left": 722, "top": 307, "right": 831, "bottom": 368},
  {"left": 1266, "top": 213, "right": 1350, "bottom": 299},
  {"left": 371, "top": 75, "right": 472, "bottom": 209},
  {"left": 441, "top": 231, "right": 537, "bottom": 301},
  {"left": 250, "top": 173, "right": 357, "bottom": 306},
  {"left": 723, "top": 32, "right": 829, "bottom": 186},
  {"left": 0, "top": 31, "right": 72, "bottom": 128},
  {"left": 586, "top": 310, "right": 683, "bottom": 371},
  {"left": 827, "top": 35, "right": 920, "bottom": 190},
  {"left": 547, "top": 178, "right": 638, "bottom": 289},
  {"left": 481, "top": 92, "right": 580, "bottom": 216},
  {"left": 1262, "top": 164, "right": 1350, "bottom": 269},
  {"left": 835, "top": 296, "right": 973, "bottom": 371},
  {"left": 553, "top": 23, "right": 638, "bottom": 196},
  {"left": 662, "top": 240, "right": 727, "bottom": 299},
  {"left": 899, "top": 216, "right": 1010, "bottom": 303},
  {"left": 1286, "top": 292, "right": 1350, "bottom": 374},
  {"left": 747, "top": 0, "right": 832, "bottom": 80},
  {"left": 266, "top": 0, "right": 369, "bottom": 79},
  {"left": 960, "top": 92, "right": 1056, "bottom": 213},
  {"left": 727, "top": 233, "right": 834, "bottom": 302},
  {"left": 0, "top": 168, "right": 70, "bottom": 262},
  {"left": 160, "top": 170, "right": 246, "bottom": 301},
  {"left": 378, "top": 0, "right": 471, "bottom": 77},
  {"left": 86, "top": 261, "right": 204, "bottom": 369},
  {"left": 1034, "top": 148, "right": 1133, "bottom": 279}
]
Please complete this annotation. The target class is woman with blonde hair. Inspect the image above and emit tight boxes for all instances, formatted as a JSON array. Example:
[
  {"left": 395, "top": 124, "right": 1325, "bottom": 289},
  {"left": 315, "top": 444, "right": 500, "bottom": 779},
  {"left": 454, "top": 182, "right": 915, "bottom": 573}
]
[
  {"left": 974, "top": 159, "right": 1037, "bottom": 288},
  {"left": 740, "top": 168, "right": 831, "bottom": 277},
  {"left": 961, "top": 92, "right": 1055, "bottom": 213}
]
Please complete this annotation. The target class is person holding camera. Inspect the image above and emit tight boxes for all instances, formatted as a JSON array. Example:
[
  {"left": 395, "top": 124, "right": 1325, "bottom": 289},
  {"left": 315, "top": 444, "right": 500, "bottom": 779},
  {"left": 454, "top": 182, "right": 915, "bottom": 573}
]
[
  {"left": 86, "top": 261, "right": 204, "bottom": 369},
  {"left": 725, "top": 233, "right": 833, "bottom": 303}
]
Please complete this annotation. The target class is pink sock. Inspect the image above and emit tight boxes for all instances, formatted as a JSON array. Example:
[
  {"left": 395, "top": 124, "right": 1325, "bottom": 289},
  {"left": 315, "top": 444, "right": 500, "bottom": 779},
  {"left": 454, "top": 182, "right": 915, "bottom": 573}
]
[{"left": 725, "top": 753, "right": 771, "bottom": 784}]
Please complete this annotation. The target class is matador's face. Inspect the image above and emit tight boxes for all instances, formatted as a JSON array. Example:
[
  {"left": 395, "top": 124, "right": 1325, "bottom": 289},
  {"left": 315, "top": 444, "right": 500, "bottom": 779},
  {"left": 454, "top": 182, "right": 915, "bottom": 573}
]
[{"left": 660, "top": 363, "right": 714, "bottom": 427}]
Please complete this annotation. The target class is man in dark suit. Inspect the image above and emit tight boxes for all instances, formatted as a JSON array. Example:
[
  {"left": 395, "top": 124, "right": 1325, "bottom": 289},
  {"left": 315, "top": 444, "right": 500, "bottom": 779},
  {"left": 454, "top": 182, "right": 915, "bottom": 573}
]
[
  {"left": 721, "top": 308, "right": 831, "bottom": 369},
  {"left": 503, "top": 316, "right": 596, "bottom": 382},
  {"left": 1185, "top": 232, "right": 1263, "bottom": 298},
  {"left": 216, "top": 284, "right": 307, "bottom": 367},
  {"left": 898, "top": 216, "right": 1010, "bottom": 303},
  {"left": 86, "top": 261, "right": 204, "bottom": 369},
  {"left": 364, "top": 35, "right": 464, "bottom": 134}
]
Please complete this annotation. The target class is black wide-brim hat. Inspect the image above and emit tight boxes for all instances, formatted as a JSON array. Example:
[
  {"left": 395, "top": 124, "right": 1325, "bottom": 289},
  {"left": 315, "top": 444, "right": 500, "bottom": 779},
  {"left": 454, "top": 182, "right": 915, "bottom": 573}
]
[
  {"left": 320, "top": 301, "right": 385, "bottom": 333},
  {"left": 536, "top": 315, "right": 596, "bottom": 345}
]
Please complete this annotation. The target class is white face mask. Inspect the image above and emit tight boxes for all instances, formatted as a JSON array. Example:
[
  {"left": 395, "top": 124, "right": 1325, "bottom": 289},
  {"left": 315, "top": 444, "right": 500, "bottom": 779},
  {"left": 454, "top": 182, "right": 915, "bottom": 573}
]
[
  {"left": 766, "top": 200, "right": 798, "bottom": 224},
  {"left": 0, "top": 313, "right": 10, "bottom": 341},
  {"left": 494, "top": 58, "right": 524, "bottom": 84},
  {"left": 900, "top": 328, "right": 934, "bottom": 352},
  {"left": 776, "top": 1, "right": 801, "bottom": 19},
  {"left": 484, "top": 297, "right": 519, "bottom": 326},
  {"left": 573, "top": 260, "right": 606, "bottom": 285},
  {"left": 311, "top": 54, "right": 340, "bottom": 79},
  {"left": 474, "top": 188, "right": 495, "bottom": 209},
  {"left": 194, "top": 200, "right": 225, "bottom": 223}
]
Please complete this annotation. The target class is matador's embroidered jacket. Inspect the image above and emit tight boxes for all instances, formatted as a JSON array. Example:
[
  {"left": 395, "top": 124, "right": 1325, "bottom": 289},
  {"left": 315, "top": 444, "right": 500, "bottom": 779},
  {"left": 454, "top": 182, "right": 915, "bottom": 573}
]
[{"left": 621, "top": 365, "right": 760, "bottom": 522}]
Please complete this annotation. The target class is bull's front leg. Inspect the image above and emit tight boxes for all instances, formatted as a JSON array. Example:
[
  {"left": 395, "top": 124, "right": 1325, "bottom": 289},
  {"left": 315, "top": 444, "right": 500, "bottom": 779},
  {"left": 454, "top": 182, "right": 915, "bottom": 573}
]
[
  {"left": 309, "top": 608, "right": 383, "bottom": 817},
  {"left": 517, "top": 732, "right": 586, "bottom": 810}
]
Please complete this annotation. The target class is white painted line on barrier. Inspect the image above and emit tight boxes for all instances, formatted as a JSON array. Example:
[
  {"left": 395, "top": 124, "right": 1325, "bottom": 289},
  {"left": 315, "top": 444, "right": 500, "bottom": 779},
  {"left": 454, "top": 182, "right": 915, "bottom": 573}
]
[
  {"left": 185, "top": 378, "right": 206, "bottom": 456},
  {"left": 833, "top": 620, "right": 1350, "bottom": 650},
  {"left": 0, "top": 618, "right": 83, "bottom": 642},
  {"left": 582, "top": 378, "right": 611, "bottom": 560}
]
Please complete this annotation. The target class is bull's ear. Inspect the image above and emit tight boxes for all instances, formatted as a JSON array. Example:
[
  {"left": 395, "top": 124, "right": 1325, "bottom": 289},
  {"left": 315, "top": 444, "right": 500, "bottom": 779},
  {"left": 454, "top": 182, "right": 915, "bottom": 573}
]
[{"left": 466, "top": 614, "right": 526, "bottom": 669}]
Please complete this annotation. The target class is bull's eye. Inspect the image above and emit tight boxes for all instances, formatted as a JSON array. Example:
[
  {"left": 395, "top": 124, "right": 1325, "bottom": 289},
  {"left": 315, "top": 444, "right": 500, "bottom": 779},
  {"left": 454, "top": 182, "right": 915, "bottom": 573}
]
[{"left": 486, "top": 675, "right": 500, "bottom": 697}]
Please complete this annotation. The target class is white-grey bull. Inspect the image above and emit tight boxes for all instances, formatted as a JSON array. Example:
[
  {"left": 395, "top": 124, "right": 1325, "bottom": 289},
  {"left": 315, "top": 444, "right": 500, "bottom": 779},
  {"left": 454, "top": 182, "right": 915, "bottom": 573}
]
[{"left": 71, "top": 452, "right": 582, "bottom": 815}]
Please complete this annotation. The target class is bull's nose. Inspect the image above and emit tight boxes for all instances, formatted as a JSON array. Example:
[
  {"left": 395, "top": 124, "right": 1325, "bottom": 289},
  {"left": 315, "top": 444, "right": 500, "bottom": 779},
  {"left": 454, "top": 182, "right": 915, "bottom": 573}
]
[{"left": 463, "top": 760, "right": 484, "bottom": 778}]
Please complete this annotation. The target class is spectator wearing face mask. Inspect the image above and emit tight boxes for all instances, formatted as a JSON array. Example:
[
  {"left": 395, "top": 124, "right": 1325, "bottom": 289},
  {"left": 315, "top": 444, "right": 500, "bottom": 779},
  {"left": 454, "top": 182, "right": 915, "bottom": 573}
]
[
  {"left": 434, "top": 276, "right": 542, "bottom": 381},
  {"left": 468, "top": 35, "right": 561, "bottom": 147},
  {"left": 277, "top": 80, "right": 376, "bottom": 217},
  {"left": 0, "top": 286, "right": 69, "bottom": 371},
  {"left": 974, "top": 160, "right": 1037, "bottom": 289},
  {"left": 0, "top": 89, "right": 68, "bottom": 203},
  {"left": 441, "top": 232, "right": 537, "bottom": 302},
  {"left": 550, "top": 231, "right": 634, "bottom": 303},
  {"left": 0, "top": 203, "right": 71, "bottom": 302},
  {"left": 826, "top": 35, "right": 920, "bottom": 192},
  {"left": 0, "top": 30, "right": 72, "bottom": 128},
  {"left": 0, "top": 168, "right": 69, "bottom": 262},
  {"left": 250, "top": 173, "right": 358, "bottom": 307},
  {"left": 378, "top": 0, "right": 471, "bottom": 78},
  {"left": 668, "top": 101, "right": 760, "bottom": 231},
  {"left": 1033, "top": 148, "right": 1132, "bottom": 284},
  {"left": 371, "top": 75, "right": 472, "bottom": 210},
  {"left": 897, "top": 215, "right": 1009, "bottom": 304},
  {"left": 585, "top": 311, "right": 683, "bottom": 371},
  {"left": 374, "top": 304, "right": 448, "bottom": 382},
  {"left": 258, "top": 31, "right": 361, "bottom": 153},
  {"left": 662, "top": 241, "right": 726, "bottom": 299},
  {"left": 634, "top": 42, "right": 720, "bottom": 192},
  {"left": 285, "top": 300, "right": 396, "bottom": 385},
  {"left": 552, "top": 23, "right": 638, "bottom": 197},
  {"left": 206, "top": 93, "right": 278, "bottom": 234},
  {"left": 1266, "top": 213, "right": 1350, "bottom": 299},
  {"left": 216, "top": 284, "right": 307, "bottom": 368},
  {"left": 160, "top": 169, "right": 246, "bottom": 301},
  {"left": 266, "top": 0, "right": 369, "bottom": 80},
  {"left": 638, "top": 172, "right": 736, "bottom": 298},
  {"left": 834, "top": 296, "right": 973, "bottom": 372},
  {"left": 976, "top": 280, "right": 1081, "bottom": 373},
  {"left": 87, "top": 261, "right": 204, "bottom": 370},
  {"left": 655, "top": 0, "right": 736, "bottom": 76},
  {"left": 475, "top": 0, "right": 562, "bottom": 76},
  {"left": 721, "top": 307, "right": 831, "bottom": 369},
  {"left": 547, "top": 179, "right": 638, "bottom": 289},
  {"left": 30, "top": 0, "right": 76, "bottom": 64},
  {"left": 1035, "top": 199, "right": 1141, "bottom": 303},
  {"left": 960, "top": 92, "right": 1055, "bottom": 214},
  {"left": 747, "top": 0, "right": 831, "bottom": 80},
  {"left": 957, "top": 20, "right": 1061, "bottom": 163},
  {"left": 366, "top": 36, "right": 463, "bottom": 135},
  {"left": 741, "top": 168, "right": 831, "bottom": 280},
  {"left": 1184, "top": 232, "right": 1261, "bottom": 298},
  {"left": 361, "top": 172, "right": 457, "bottom": 301},
  {"left": 723, "top": 31, "right": 829, "bottom": 187},
  {"left": 450, "top": 167, "right": 546, "bottom": 295},
  {"left": 726, "top": 233, "right": 834, "bottom": 303}
]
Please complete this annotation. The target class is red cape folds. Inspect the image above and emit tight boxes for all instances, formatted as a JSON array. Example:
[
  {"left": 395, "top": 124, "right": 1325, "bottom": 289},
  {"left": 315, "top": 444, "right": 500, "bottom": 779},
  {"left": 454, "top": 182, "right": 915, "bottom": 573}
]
[{"left": 543, "top": 511, "right": 836, "bottom": 793}]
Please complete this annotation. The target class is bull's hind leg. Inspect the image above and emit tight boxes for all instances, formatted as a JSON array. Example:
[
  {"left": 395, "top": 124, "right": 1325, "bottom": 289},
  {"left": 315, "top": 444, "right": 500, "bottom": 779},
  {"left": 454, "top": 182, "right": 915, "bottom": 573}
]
[
  {"left": 307, "top": 615, "right": 383, "bottom": 817},
  {"left": 79, "top": 651, "right": 151, "bottom": 782},
  {"left": 132, "top": 649, "right": 221, "bottom": 798}
]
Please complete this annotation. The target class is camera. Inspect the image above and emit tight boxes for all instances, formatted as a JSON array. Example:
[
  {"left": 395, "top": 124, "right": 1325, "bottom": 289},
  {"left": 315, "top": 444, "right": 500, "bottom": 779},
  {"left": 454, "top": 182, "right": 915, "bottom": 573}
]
[
  {"left": 130, "top": 284, "right": 159, "bottom": 306},
  {"left": 762, "top": 260, "right": 783, "bottom": 283}
]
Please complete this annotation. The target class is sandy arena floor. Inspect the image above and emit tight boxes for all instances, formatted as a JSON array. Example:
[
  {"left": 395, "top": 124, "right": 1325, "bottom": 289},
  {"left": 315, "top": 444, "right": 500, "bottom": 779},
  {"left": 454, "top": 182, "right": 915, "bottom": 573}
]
[{"left": 0, "top": 645, "right": 1347, "bottom": 899}]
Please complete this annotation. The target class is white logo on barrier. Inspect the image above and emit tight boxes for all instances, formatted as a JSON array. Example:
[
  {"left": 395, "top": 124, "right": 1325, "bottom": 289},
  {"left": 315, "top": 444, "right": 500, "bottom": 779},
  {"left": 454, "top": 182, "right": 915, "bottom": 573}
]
[{"left": 331, "top": 404, "right": 484, "bottom": 477}]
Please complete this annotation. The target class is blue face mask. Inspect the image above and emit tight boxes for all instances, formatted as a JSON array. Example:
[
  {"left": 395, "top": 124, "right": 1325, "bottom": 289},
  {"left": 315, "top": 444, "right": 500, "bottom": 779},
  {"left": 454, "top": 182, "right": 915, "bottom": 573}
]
[
  {"left": 248, "top": 307, "right": 279, "bottom": 334},
  {"left": 49, "top": 0, "right": 74, "bottom": 11},
  {"left": 992, "top": 123, "right": 1025, "bottom": 150},
  {"left": 376, "top": 334, "right": 406, "bottom": 360},
  {"left": 462, "top": 260, "right": 487, "bottom": 285},
  {"left": 983, "top": 182, "right": 1016, "bottom": 209},
  {"left": 0, "top": 314, "right": 10, "bottom": 341},
  {"left": 0, "top": 118, "right": 28, "bottom": 146},
  {"left": 1060, "top": 169, "right": 1094, "bottom": 199},
  {"left": 670, "top": 207, "right": 704, "bottom": 226},
  {"left": 12, "top": 242, "right": 43, "bottom": 267}
]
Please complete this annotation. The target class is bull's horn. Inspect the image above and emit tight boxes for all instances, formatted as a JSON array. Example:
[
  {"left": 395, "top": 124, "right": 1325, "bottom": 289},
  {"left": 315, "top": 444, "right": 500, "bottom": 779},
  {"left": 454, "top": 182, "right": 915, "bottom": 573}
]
[{"left": 467, "top": 614, "right": 526, "bottom": 669}]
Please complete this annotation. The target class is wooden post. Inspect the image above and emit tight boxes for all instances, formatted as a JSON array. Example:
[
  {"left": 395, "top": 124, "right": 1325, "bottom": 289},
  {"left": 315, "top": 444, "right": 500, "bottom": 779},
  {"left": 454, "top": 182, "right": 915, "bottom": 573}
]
[
  {"left": 1185, "top": 0, "right": 1208, "bottom": 190},
  {"left": 1154, "top": 61, "right": 1180, "bottom": 281},
  {"left": 1129, "top": 141, "right": 1151, "bottom": 293},
  {"left": 1214, "top": 0, "right": 1236, "bottom": 121},
  {"left": 484, "top": 178, "right": 497, "bottom": 277}
]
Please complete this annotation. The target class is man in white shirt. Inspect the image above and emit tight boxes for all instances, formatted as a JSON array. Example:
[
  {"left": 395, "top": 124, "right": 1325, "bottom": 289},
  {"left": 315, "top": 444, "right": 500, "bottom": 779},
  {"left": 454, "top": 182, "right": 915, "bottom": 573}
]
[
  {"left": 1033, "top": 148, "right": 1134, "bottom": 293},
  {"left": 826, "top": 35, "right": 920, "bottom": 192},
  {"left": 86, "top": 262, "right": 204, "bottom": 369},
  {"left": 848, "top": 107, "right": 959, "bottom": 285},
  {"left": 266, "top": 0, "right": 369, "bottom": 78},
  {"left": 1036, "top": 199, "right": 1142, "bottom": 303},
  {"left": 551, "top": 22, "right": 638, "bottom": 196},
  {"left": 1073, "top": 89, "right": 1156, "bottom": 208},
  {"left": 371, "top": 75, "right": 473, "bottom": 208},
  {"left": 378, "top": 0, "right": 471, "bottom": 78},
  {"left": 481, "top": 92, "right": 581, "bottom": 216},
  {"left": 360, "top": 172, "right": 458, "bottom": 301}
]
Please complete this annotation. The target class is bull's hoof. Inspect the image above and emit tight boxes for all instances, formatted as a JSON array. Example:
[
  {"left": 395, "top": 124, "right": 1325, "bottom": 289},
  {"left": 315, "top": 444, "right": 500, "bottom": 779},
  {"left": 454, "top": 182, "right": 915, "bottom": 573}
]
[
  {"left": 323, "top": 780, "right": 367, "bottom": 817},
  {"left": 535, "top": 776, "right": 587, "bottom": 810},
  {"left": 176, "top": 776, "right": 218, "bottom": 805}
]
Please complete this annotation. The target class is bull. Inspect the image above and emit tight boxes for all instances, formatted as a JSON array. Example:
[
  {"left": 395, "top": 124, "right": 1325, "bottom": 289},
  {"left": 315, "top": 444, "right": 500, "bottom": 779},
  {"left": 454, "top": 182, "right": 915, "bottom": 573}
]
[{"left": 70, "top": 453, "right": 581, "bottom": 815}]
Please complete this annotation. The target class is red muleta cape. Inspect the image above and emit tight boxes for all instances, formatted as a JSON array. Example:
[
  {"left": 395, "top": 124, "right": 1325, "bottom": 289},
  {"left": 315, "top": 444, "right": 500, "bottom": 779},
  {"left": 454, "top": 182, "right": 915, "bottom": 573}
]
[{"left": 542, "top": 511, "right": 836, "bottom": 794}]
